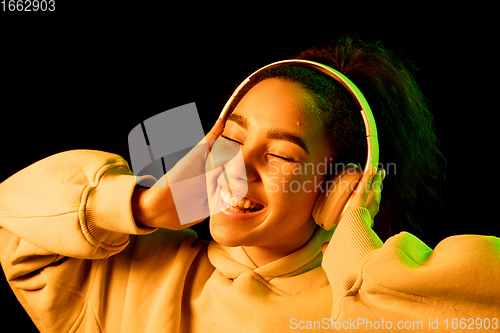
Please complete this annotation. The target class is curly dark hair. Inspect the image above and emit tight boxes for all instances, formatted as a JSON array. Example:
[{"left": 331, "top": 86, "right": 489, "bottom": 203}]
[
  {"left": 228, "top": 36, "right": 446, "bottom": 241},
  {"left": 295, "top": 36, "right": 446, "bottom": 240}
]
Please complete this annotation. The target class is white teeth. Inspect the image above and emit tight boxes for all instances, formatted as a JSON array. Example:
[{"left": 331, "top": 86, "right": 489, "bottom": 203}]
[
  {"left": 236, "top": 198, "right": 254, "bottom": 208},
  {"left": 228, "top": 206, "right": 252, "bottom": 213},
  {"left": 220, "top": 188, "right": 232, "bottom": 205},
  {"left": 220, "top": 187, "right": 261, "bottom": 212},
  {"left": 236, "top": 199, "right": 251, "bottom": 208}
]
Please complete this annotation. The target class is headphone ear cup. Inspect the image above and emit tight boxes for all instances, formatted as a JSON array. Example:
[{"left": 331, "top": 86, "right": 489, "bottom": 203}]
[{"left": 312, "top": 165, "right": 363, "bottom": 230}]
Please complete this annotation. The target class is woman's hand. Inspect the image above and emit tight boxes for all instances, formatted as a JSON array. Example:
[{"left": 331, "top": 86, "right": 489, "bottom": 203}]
[
  {"left": 132, "top": 119, "right": 224, "bottom": 230},
  {"left": 346, "top": 167, "right": 385, "bottom": 223},
  {"left": 321, "top": 167, "right": 385, "bottom": 254}
]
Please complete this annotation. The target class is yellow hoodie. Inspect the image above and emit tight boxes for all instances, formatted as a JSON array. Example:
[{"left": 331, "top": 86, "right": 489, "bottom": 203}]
[{"left": 0, "top": 150, "right": 499, "bottom": 332}]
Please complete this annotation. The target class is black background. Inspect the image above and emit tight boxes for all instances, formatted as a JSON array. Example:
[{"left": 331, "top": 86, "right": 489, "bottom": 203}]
[{"left": 0, "top": 5, "right": 496, "bottom": 331}]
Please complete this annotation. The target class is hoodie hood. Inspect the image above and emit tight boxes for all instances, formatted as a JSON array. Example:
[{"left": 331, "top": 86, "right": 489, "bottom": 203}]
[{"left": 207, "top": 226, "right": 334, "bottom": 295}]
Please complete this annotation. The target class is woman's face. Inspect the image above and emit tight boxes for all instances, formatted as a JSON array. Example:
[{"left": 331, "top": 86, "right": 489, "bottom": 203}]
[{"left": 208, "top": 79, "right": 332, "bottom": 256}]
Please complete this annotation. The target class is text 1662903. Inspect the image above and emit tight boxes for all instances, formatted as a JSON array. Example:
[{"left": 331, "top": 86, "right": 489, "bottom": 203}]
[{"left": 1, "top": 0, "right": 55, "bottom": 11}]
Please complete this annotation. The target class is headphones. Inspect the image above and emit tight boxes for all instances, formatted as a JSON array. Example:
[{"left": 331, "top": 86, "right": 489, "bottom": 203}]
[{"left": 218, "top": 60, "right": 379, "bottom": 231}]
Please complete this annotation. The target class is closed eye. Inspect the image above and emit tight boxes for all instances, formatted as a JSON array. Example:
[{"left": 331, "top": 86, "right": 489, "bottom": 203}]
[
  {"left": 222, "top": 134, "right": 298, "bottom": 163},
  {"left": 267, "top": 154, "right": 297, "bottom": 163},
  {"left": 221, "top": 134, "right": 243, "bottom": 145}
]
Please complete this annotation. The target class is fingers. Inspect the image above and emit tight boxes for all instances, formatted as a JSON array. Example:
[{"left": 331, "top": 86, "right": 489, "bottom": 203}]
[
  {"left": 371, "top": 169, "right": 385, "bottom": 192},
  {"left": 367, "top": 169, "right": 385, "bottom": 221},
  {"left": 360, "top": 167, "right": 385, "bottom": 193},
  {"left": 206, "top": 118, "right": 224, "bottom": 151},
  {"left": 355, "top": 167, "right": 377, "bottom": 200},
  {"left": 321, "top": 241, "right": 329, "bottom": 255},
  {"left": 203, "top": 118, "right": 226, "bottom": 171},
  {"left": 168, "top": 118, "right": 225, "bottom": 182}
]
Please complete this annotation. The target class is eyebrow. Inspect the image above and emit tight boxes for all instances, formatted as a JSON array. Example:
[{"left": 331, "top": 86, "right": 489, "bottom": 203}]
[
  {"left": 267, "top": 130, "right": 310, "bottom": 155},
  {"left": 227, "top": 113, "right": 248, "bottom": 129},
  {"left": 226, "top": 113, "right": 310, "bottom": 155}
]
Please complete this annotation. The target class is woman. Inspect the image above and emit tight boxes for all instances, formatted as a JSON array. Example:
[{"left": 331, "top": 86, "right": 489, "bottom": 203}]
[{"left": 1, "top": 37, "right": 499, "bottom": 332}]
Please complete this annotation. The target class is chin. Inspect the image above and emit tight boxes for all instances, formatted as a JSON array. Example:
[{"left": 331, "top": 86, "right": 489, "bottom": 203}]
[
  {"left": 206, "top": 183, "right": 270, "bottom": 247},
  {"left": 208, "top": 214, "right": 259, "bottom": 247}
]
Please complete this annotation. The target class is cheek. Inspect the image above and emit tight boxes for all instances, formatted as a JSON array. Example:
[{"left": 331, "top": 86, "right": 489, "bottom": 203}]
[
  {"left": 205, "top": 168, "right": 221, "bottom": 196},
  {"left": 206, "top": 169, "right": 229, "bottom": 215},
  {"left": 263, "top": 165, "right": 325, "bottom": 215}
]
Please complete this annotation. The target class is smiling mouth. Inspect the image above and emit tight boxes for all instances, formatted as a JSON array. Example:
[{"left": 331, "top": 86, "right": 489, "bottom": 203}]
[{"left": 219, "top": 187, "right": 265, "bottom": 213}]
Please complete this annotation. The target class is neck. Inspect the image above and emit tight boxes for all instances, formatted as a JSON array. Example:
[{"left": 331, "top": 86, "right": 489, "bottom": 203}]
[{"left": 242, "top": 228, "right": 317, "bottom": 267}]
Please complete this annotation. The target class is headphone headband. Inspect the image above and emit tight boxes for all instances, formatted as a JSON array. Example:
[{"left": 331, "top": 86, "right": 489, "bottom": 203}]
[{"left": 219, "top": 59, "right": 379, "bottom": 174}]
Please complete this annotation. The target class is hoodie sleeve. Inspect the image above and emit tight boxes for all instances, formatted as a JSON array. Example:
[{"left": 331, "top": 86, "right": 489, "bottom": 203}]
[
  {"left": 0, "top": 150, "right": 156, "bottom": 261},
  {"left": 0, "top": 150, "right": 205, "bottom": 332},
  {"left": 322, "top": 207, "right": 500, "bottom": 329},
  {"left": 0, "top": 149, "right": 159, "bottom": 300}
]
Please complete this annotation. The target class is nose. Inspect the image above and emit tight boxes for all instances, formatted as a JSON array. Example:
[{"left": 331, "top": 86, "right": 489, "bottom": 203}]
[
  {"left": 223, "top": 143, "right": 263, "bottom": 190},
  {"left": 223, "top": 148, "right": 248, "bottom": 182}
]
